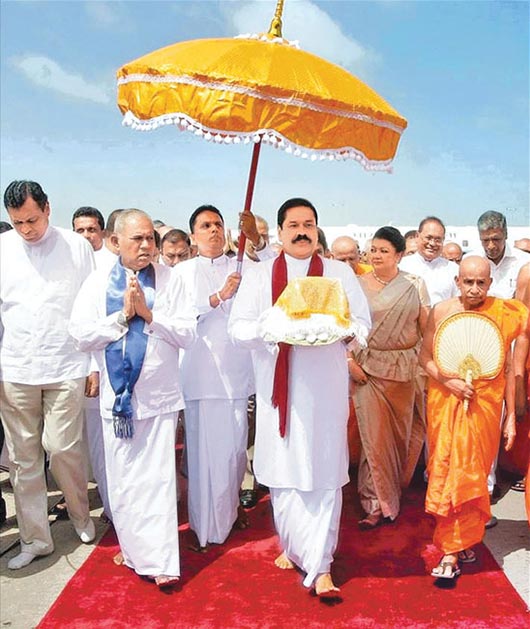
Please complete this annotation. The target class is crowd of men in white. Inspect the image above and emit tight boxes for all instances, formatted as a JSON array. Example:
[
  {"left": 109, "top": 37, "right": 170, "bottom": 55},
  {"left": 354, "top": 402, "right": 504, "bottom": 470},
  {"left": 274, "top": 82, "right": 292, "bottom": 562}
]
[{"left": 0, "top": 179, "right": 528, "bottom": 595}]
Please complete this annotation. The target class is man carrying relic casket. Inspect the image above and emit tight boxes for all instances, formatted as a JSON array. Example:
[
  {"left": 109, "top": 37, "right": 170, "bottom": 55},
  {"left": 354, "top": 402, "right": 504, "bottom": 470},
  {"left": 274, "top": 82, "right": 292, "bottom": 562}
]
[{"left": 229, "top": 198, "right": 371, "bottom": 598}]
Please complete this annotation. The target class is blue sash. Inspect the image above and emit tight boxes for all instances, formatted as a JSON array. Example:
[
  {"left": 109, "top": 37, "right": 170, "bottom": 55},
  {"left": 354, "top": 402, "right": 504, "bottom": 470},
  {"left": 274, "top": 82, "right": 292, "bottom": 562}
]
[{"left": 105, "top": 258, "right": 156, "bottom": 438}]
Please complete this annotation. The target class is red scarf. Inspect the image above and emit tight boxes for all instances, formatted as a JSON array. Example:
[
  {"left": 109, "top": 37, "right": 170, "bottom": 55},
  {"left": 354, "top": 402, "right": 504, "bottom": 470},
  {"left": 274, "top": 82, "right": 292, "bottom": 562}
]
[{"left": 271, "top": 251, "right": 324, "bottom": 437}]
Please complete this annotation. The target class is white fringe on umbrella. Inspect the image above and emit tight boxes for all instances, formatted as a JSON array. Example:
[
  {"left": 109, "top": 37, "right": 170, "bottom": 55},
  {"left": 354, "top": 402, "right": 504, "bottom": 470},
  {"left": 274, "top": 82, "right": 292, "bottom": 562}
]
[{"left": 121, "top": 110, "right": 396, "bottom": 172}]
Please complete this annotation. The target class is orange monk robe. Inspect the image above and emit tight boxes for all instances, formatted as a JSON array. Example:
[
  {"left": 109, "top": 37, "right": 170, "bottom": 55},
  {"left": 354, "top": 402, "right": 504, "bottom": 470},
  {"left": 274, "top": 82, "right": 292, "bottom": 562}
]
[
  {"left": 425, "top": 297, "right": 528, "bottom": 554},
  {"left": 355, "top": 262, "right": 373, "bottom": 276},
  {"left": 524, "top": 372, "right": 530, "bottom": 524}
]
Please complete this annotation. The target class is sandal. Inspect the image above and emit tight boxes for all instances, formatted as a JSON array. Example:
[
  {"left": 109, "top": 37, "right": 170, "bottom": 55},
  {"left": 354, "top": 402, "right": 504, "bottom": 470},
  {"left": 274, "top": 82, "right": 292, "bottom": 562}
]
[
  {"left": 458, "top": 549, "right": 476, "bottom": 563},
  {"left": 431, "top": 560, "right": 461, "bottom": 580},
  {"left": 511, "top": 478, "right": 526, "bottom": 492}
]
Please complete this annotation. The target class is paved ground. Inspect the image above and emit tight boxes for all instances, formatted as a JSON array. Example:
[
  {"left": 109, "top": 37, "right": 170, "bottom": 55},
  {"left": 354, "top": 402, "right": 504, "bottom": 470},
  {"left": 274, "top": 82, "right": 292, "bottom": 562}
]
[{"left": 0, "top": 470, "right": 528, "bottom": 629}]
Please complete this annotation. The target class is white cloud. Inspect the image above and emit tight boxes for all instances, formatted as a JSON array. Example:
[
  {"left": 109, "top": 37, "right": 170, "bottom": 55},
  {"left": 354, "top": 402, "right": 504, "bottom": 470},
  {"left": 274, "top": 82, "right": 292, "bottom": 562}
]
[
  {"left": 84, "top": 1, "right": 120, "bottom": 28},
  {"left": 226, "top": 0, "right": 377, "bottom": 74},
  {"left": 12, "top": 55, "right": 111, "bottom": 104}
]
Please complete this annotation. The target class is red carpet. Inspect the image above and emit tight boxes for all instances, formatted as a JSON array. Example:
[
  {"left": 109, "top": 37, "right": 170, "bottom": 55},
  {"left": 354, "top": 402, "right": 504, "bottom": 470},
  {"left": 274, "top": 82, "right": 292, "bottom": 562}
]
[{"left": 38, "top": 478, "right": 527, "bottom": 629}]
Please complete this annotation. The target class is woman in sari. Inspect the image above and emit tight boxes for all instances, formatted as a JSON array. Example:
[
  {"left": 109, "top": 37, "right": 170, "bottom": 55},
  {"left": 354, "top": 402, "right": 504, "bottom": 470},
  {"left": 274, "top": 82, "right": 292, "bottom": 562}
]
[{"left": 349, "top": 227, "right": 430, "bottom": 529}]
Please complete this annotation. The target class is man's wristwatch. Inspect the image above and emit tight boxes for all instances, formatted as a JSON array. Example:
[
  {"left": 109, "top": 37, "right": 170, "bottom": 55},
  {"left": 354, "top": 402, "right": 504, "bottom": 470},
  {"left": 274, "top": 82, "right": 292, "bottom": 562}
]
[{"left": 117, "top": 311, "right": 129, "bottom": 327}]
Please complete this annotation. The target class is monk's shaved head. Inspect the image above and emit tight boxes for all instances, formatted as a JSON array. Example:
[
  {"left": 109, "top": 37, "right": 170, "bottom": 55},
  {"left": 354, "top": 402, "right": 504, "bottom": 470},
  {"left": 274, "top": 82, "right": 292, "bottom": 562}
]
[
  {"left": 458, "top": 255, "right": 490, "bottom": 279},
  {"left": 457, "top": 256, "right": 492, "bottom": 309}
]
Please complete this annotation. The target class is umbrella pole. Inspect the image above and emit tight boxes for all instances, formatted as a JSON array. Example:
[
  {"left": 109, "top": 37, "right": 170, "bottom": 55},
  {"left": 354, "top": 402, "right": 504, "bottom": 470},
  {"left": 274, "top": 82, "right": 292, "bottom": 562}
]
[{"left": 236, "top": 139, "right": 262, "bottom": 272}]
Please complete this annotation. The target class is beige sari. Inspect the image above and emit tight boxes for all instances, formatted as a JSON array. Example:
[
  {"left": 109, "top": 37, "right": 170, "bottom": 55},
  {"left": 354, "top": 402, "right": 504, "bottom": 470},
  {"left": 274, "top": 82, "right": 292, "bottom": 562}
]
[{"left": 354, "top": 271, "right": 429, "bottom": 519}]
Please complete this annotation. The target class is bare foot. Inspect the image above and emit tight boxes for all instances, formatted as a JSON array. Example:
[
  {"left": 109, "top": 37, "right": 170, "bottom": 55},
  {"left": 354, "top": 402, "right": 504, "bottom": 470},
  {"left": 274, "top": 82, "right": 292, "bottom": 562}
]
[
  {"left": 314, "top": 573, "right": 340, "bottom": 598},
  {"left": 274, "top": 551, "right": 295, "bottom": 570},
  {"left": 186, "top": 531, "right": 208, "bottom": 553},
  {"left": 155, "top": 575, "right": 180, "bottom": 589},
  {"left": 113, "top": 551, "right": 124, "bottom": 566},
  {"left": 234, "top": 506, "right": 249, "bottom": 530}
]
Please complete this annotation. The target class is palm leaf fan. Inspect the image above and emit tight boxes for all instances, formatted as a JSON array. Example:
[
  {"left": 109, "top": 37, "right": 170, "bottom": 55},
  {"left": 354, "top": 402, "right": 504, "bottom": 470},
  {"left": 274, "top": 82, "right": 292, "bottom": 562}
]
[{"left": 433, "top": 311, "right": 505, "bottom": 412}]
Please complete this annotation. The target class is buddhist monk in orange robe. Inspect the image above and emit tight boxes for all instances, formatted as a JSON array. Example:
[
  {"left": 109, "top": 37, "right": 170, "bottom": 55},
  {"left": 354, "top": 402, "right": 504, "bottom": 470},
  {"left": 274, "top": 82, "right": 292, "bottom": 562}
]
[{"left": 419, "top": 256, "right": 528, "bottom": 579}]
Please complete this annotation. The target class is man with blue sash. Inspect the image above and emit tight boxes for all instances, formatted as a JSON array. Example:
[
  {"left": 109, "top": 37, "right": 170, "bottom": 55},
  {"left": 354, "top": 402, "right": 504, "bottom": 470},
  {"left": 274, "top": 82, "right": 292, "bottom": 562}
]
[{"left": 69, "top": 209, "right": 197, "bottom": 588}]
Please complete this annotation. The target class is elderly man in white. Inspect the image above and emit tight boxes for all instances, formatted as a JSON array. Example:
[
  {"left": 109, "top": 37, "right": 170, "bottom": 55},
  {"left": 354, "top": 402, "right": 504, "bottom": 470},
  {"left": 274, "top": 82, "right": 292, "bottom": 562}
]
[
  {"left": 69, "top": 209, "right": 197, "bottom": 588},
  {"left": 229, "top": 198, "right": 371, "bottom": 598},
  {"left": 0, "top": 180, "right": 95, "bottom": 570},
  {"left": 399, "top": 216, "right": 459, "bottom": 305}
]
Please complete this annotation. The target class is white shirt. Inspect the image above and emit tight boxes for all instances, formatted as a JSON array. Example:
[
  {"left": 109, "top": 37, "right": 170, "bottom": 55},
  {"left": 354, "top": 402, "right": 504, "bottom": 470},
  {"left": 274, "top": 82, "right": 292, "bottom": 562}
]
[
  {"left": 465, "top": 244, "right": 530, "bottom": 298},
  {"left": 228, "top": 255, "right": 371, "bottom": 491},
  {"left": 0, "top": 226, "right": 95, "bottom": 384},
  {"left": 174, "top": 254, "right": 255, "bottom": 401},
  {"left": 94, "top": 245, "right": 117, "bottom": 271},
  {"left": 68, "top": 263, "right": 197, "bottom": 420},
  {"left": 399, "top": 252, "right": 459, "bottom": 305}
]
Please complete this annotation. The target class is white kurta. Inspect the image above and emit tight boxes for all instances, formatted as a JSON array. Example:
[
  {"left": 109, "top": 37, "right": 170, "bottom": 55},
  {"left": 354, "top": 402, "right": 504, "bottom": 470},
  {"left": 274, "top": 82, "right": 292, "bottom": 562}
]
[
  {"left": 69, "top": 262, "right": 197, "bottom": 577},
  {"left": 175, "top": 254, "right": 255, "bottom": 400},
  {"left": 69, "top": 263, "right": 196, "bottom": 420},
  {"left": 85, "top": 246, "right": 116, "bottom": 517},
  {"left": 174, "top": 254, "right": 254, "bottom": 546},
  {"left": 465, "top": 244, "right": 530, "bottom": 298},
  {"left": 228, "top": 254, "right": 371, "bottom": 586},
  {"left": 0, "top": 226, "right": 94, "bottom": 384},
  {"left": 399, "top": 252, "right": 459, "bottom": 306},
  {"left": 229, "top": 255, "right": 371, "bottom": 491}
]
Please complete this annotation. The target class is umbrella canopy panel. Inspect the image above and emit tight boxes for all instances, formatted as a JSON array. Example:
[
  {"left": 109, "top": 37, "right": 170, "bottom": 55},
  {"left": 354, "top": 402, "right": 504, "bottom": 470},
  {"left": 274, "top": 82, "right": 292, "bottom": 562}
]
[{"left": 117, "top": 36, "right": 407, "bottom": 170}]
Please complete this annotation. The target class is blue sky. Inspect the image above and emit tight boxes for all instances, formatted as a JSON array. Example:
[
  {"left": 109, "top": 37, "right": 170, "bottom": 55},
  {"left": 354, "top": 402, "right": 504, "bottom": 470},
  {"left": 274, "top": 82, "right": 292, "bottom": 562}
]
[{"left": 1, "top": 0, "right": 528, "bottom": 232}]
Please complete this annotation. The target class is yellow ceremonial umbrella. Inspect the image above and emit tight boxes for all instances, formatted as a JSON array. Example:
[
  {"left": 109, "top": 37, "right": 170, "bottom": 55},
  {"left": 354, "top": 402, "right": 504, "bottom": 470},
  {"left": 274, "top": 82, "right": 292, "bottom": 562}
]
[{"left": 116, "top": 0, "right": 407, "bottom": 262}]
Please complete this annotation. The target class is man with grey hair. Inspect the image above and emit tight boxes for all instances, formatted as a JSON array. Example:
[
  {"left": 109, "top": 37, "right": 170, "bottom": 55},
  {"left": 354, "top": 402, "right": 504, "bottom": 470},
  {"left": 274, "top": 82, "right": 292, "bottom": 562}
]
[
  {"left": 465, "top": 211, "right": 530, "bottom": 523},
  {"left": 1, "top": 180, "right": 96, "bottom": 570},
  {"left": 69, "top": 209, "right": 197, "bottom": 588},
  {"left": 466, "top": 210, "right": 529, "bottom": 298}
]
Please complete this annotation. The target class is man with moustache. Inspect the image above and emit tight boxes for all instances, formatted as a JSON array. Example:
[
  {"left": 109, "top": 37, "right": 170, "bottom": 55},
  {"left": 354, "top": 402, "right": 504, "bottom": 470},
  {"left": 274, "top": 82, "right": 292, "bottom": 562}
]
[
  {"left": 174, "top": 205, "right": 265, "bottom": 552},
  {"left": 160, "top": 229, "right": 193, "bottom": 267},
  {"left": 229, "top": 198, "right": 371, "bottom": 597},
  {"left": 69, "top": 209, "right": 197, "bottom": 588},
  {"left": 0, "top": 180, "right": 95, "bottom": 570},
  {"left": 420, "top": 256, "right": 527, "bottom": 580},
  {"left": 466, "top": 211, "right": 529, "bottom": 299}
]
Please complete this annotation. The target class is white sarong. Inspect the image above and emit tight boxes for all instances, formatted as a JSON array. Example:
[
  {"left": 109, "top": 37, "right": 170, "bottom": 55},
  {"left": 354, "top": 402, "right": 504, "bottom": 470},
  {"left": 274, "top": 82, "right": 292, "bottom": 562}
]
[
  {"left": 103, "top": 412, "right": 180, "bottom": 577},
  {"left": 84, "top": 400, "right": 111, "bottom": 518},
  {"left": 186, "top": 399, "right": 248, "bottom": 547},
  {"left": 270, "top": 487, "right": 343, "bottom": 588}
]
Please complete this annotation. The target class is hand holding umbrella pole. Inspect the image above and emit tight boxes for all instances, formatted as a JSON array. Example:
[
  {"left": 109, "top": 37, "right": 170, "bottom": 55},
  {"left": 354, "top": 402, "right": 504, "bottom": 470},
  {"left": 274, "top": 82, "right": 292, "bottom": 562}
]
[{"left": 236, "top": 138, "right": 262, "bottom": 273}]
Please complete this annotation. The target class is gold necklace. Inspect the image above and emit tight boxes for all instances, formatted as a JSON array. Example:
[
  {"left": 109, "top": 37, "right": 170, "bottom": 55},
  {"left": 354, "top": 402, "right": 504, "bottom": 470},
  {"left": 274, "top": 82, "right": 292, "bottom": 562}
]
[{"left": 372, "top": 270, "right": 396, "bottom": 286}]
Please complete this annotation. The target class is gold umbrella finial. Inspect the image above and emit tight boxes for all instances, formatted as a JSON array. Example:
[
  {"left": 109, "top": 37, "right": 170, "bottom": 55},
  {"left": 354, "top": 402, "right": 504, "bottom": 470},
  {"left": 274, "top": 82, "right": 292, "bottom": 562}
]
[{"left": 267, "top": 0, "right": 284, "bottom": 38}]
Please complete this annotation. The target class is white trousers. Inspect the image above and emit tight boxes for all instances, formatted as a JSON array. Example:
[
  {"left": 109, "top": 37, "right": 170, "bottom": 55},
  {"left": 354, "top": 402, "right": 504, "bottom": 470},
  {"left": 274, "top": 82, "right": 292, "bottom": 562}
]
[
  {"left": 270, "top": 487, "right": 343, "bottom": 588},
  {"left": 185, "top": 399, "right": 248, "bottom": 547},
  {"left": 0, "top": 379, "right": 90, "bottom": 554},
  {"left": 103, "top": 413, "right": 180, "bottom": 577},
  {"left": 84, "top": 402, "right": 111, "bottom": 518}
]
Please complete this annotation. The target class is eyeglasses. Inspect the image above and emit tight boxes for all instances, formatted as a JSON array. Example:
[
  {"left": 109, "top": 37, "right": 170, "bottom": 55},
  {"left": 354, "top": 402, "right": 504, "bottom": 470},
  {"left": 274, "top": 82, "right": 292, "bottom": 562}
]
[{"left": 421, "top": 235, "right": 443, "bottom": 244}]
